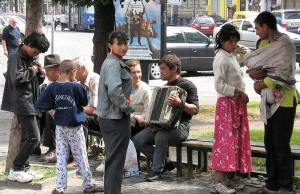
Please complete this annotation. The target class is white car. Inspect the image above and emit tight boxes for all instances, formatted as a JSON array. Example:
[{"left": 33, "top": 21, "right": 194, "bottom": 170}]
[{"left": 213, "top": 19, "right": 300, "bottom": 50}]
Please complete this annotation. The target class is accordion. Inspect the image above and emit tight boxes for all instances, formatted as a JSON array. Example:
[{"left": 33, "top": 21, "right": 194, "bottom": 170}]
[{"left": 146, "top": 86, "right": 186, "bottom": 130}]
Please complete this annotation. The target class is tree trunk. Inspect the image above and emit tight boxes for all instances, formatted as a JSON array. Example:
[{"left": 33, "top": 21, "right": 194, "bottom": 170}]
[
  {"left": 5, "top": 115, "right": 21, "bottom": 172},
  {"left": 25, "top": 0, "right": 43, "bottom": 36},
  {"left": 93, "top": 2, "right": 115, "bottom": 74}
]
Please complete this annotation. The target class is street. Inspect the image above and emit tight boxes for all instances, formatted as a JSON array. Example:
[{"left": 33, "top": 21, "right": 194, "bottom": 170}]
[{"left": 0, "top": 27, "right": 300, "bottom": 106}]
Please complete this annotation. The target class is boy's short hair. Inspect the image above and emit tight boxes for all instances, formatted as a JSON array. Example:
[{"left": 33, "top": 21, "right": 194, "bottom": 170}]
[
  {"left": 60, "top": 60, "right": 76, "bottom": 74},
  {"left": 158, "top": 54, "right": 181, "bottom": 74},
  {"left": 125, "top": 60, "right": 140, "bottom": 67},
  {"left": 254, "top": 11, "right": 277, "bottom": 31},
  {"left": 23, "top": 32, "right": 50, "bottom": 53}
]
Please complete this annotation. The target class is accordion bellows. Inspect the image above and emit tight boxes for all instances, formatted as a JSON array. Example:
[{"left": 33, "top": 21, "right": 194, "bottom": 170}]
[{"left": 146, "top": 86, "right": 186, "bottom": 130}]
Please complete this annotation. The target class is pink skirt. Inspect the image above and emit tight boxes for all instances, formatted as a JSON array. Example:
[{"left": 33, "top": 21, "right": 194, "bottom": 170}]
[{"left": 209, "top": 96, "right": 252, "bottom": 173}]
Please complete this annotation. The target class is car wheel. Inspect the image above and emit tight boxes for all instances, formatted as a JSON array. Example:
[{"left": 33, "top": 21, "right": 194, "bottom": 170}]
[{"left": 150, "top": 63, "right": 161, "bottom": 80}]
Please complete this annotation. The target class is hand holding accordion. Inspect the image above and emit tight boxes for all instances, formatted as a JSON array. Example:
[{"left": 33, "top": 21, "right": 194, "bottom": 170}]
[{"left": 145, "top": 86, "right": 186, "bottom": 130}]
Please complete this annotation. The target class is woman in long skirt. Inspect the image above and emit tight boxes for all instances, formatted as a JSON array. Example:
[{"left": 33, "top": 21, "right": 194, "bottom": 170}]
[{"left": 210, "top": 24, "right": 252, "bottom": 194}]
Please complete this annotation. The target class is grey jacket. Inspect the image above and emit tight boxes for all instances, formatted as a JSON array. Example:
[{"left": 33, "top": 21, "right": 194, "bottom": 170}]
[
  {"left": 1, "top": 45, "right": 45, "bottom": 115},
  {"left": 96, "top": 54, "right": 134, "bottom": 119}
]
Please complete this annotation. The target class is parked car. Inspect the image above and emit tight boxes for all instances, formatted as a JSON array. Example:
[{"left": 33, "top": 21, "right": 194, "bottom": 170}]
[
  {"left": 43, "top": 15, "right": 53, "bottom": 25},
  {"left": 189, "top": 15, "right": 216, "bottom": 36},
  {"left": 232, "top": 11, "right": 259, "bottom": 20},
  {"left": 0, "top": 15, "right": 25, "bottom": 40},
  {"left": 209, "top": 14, "right": 227, "bottom": 26},
  {"left": 150, "top": 26, "right": 215, "bottom": 79},
  {"left": 91, "top": 26, "right": 215, "bottom": 80},
  {"left": 213, "top": 19, "right": 300, "bottom": 62},
  {"left": 272, "top": 9, "right": 300, "bottom": 34}
]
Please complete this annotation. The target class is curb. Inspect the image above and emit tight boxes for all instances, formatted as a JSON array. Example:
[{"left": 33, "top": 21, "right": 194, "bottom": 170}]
[{"left": 0, "top": 169, "right": 77, "bottom": 190}]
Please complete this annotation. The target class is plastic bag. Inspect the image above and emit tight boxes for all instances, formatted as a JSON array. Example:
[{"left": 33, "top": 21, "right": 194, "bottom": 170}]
[{"left": 123, "top": 140, "right": 139, "bottom": 178}]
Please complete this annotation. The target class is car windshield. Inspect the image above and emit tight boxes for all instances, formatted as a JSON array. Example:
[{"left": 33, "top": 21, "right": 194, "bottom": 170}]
[
  {"left": 284, "top": 11, "right": 300, "bottom": 19},
  {"left": 195, "top": 17, "right": 214, "bottom": 24}
]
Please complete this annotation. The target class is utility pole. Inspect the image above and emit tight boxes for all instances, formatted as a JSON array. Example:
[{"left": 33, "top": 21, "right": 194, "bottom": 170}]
[{"left": 15, "top": 0, "right": 18, "bottom": 12}]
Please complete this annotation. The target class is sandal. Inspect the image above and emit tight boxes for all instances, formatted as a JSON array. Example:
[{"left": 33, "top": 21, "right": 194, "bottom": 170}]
[
  {"left": 249, "top": 187, "right": 277, "bottom": 194},
  {"left": 83, "top": 184, "right": 104, "bottom": 193},
  {"left": 51, "top": 189, "right": 64, "bottom": 194}
]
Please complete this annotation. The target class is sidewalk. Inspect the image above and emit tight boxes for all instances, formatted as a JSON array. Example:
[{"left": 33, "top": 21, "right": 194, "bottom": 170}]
[{"left": 0, "top": 111, "right": 297, "bottom": 194}]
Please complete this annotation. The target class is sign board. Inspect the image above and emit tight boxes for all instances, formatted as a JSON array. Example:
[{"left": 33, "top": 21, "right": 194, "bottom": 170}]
[
  {"left": 114, "top": 0, "right": 162, "bottom": 60},
  {"left": 167, "top": 0, "right": 182, "bottom": 6}
]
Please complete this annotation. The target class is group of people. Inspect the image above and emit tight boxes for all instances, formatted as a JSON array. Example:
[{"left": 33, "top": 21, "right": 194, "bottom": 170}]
[
  {"left": 210, "top": 11, "right": 298, "bottom": 194},
  {"left": 0, "top": 11, "right": 298, "bottom": 194}
]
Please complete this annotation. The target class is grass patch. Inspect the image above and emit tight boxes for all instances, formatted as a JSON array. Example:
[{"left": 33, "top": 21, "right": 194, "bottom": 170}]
[
  {"left": 198, "top": 101, "right": 300, "bottom": 119},
  {"left": 0, "top": 165, "right": 57, "bottom": 182}
]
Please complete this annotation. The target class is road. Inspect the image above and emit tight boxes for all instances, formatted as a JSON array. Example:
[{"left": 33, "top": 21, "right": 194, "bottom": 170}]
[{"left": 0, "top": 27, "right": 300, "bottom": 106}]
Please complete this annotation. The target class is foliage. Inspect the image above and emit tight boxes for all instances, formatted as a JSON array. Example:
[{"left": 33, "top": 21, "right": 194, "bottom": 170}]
[{"left": 52, "top": 0, "right": 165, "bottom": 7}]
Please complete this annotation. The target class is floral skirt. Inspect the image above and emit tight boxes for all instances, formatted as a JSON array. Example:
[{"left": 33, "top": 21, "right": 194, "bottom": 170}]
[{"left": 209, "top": 96, "right": 252, "bottom": 173}]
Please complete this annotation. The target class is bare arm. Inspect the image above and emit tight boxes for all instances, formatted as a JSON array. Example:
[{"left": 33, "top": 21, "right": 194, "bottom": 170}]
[
  {"left": 2, "top": 40, "right": 7, "bottom": 57},
  {"left": 84, "top": 106, "right": 96, "bottom": 115}
]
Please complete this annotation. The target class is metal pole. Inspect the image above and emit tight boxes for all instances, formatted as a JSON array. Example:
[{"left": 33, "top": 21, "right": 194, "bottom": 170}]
[
  {"left": 46, "top": 0, "right": 49, "bottom": 35},
  {"left": 193, "top": 0, "right": 196, "bottom": 19},
  {"left": 51, "top": 4, "right": 54, "bottom": 54},
  {"left": 170, "top": 5, "right": 173, "bottom": 25}
]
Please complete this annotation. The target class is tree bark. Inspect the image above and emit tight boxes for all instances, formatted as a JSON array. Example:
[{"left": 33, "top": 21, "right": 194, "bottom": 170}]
[
  {"left": 25, "top": 0, "right": 43, "bottom": 36},
  {"left": 5, "top": 115, "right": 21, "bottom": 172},
  {"left": 93, "top": 2, "right": 115, "bottom": 74}
]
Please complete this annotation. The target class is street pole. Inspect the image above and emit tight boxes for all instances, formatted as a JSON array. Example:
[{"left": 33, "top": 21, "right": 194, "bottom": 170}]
[
  {"left": 51, "top": 5, "right": 54, "bottom": 54},
  {"left": 193, "top": 0, "right": 196, "bottom": 19},
  {"left": 46, "top": 0, "right": 49, "bottom": 35},
  {"left": 170, "top": 5, "right": 173, "bottom": 25}
]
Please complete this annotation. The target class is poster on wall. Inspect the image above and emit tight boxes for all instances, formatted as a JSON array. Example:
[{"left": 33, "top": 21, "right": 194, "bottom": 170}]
[{"left": 114, "top": 0, "right": 161, "bottom": 60}]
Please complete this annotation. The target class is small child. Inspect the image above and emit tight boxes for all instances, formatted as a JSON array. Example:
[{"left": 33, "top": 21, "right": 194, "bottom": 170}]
[{"left": 35, "top": 60, "right": 102, "bottom": 194}]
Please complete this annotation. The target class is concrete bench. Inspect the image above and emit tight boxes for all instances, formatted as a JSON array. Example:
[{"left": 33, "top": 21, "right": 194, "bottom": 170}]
[{"left": 175, "top": 138, "right": 300, "bottom": 179}]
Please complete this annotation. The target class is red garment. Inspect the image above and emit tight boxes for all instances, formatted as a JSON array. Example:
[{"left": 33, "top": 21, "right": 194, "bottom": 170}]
[{"left": 209, "top": 96, "right": 252, "bottom": 173}]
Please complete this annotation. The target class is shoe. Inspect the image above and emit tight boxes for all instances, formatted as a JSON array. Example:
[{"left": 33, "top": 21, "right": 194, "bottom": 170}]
[
  {"left": 7, "top": 169, "right": 33, "bottom": 183},
  {"left": 83, "top": 184, "right": 104, "bottom": 193},
  {"left": 96, "top": 161, "right": 105, "bottom": 173},
  {"left": 211, "top": 182, "right": 236, "bottom": 194},
  {"left": 146, "top": 171, "right": 162, "bottom": 182},
  {"left": 44, "top": 152, "right": 57, "bottom": 163},
  {"left": 162, "top": 160, "right": 176, "bottom": 173},
  {"left": 32, "top": 147, "right": 41, "bottom": 156},
  {"left": 52, "top": 189, "right": 64, "bottom": 194},
  {"left": 44, "top": 149, "right": 55, "bottom": 157},
  {"left": 26, "top": 171, "right": 44, "bottom": 180}
]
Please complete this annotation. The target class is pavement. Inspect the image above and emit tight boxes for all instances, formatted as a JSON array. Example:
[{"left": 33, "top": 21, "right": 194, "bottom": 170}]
[{"left": 0, "top": 111, "right": 299, "bottom": 194}]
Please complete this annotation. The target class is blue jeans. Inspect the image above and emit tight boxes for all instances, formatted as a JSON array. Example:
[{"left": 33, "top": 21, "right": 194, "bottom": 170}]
[
  {"left": 133, "top": 121, "right": 189, "bottom": 173},
  {"left": 13, "top": 115, "right": 40, "bottom": 171}
]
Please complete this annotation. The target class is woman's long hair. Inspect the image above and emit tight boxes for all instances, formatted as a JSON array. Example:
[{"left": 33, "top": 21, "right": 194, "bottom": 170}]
[{"left": 215, "top": 24, "right": 241, "bottom": 53}]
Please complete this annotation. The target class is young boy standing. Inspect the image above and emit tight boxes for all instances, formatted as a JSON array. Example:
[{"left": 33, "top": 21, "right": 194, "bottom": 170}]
[{"left": 35, "top": 60, "right": 102, "bottom": 194}]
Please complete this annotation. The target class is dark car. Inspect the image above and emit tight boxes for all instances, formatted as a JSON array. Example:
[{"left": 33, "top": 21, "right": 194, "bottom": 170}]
[
  {"left": 91, "top": 26, "right": 215, "bottom": 80},
  {"left": 190, "top": 15, "right": 216, "bottom": 36},
  {"left": 208, "top": 14, "right": 227, "bottom": 26},
  {"left": 150, "top": 26, "right": 215, "bottom": 79}
]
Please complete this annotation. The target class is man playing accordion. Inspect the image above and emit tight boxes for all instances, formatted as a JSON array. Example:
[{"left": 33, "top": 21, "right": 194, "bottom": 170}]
[{"left": 133, "top": 54, "right": 199, "bottom": 181}]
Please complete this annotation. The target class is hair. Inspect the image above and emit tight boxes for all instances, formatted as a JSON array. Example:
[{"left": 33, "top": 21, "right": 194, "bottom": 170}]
[
  {"left": 107, "top": 31, "right": 129, "bottom": 52},
  {"left": 125, "top": 60, "right": 140, "bottom": 67},
  {"left": 158, "top": 54, "right": 181, "bottom": 74},
  {"left": 254, "top": 11, "right": 277, "bottom": 31},
  {"left": 59, "top": 60, "right": 76, "bottom": 74},
  {"left": 23, "top": 32, "right": 50, "bottom": 53},
  {"left": 9, "top": 16, "right": 17, "bottom": 23},
  {"left": 72, "top": 57, "right": 92, "bottom": 70},
  {"left": 215, "top": 24, "right": 240, "bottom": 52}
]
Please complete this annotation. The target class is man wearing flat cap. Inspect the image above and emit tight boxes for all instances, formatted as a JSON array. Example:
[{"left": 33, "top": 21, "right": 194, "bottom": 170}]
[{"left": 35, "top": 54, "right": 61, "bottom": 162}]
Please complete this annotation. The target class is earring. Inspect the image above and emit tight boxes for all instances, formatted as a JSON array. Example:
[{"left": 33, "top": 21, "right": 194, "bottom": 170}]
[{"left": 110, "top": 49, "right": 113, "bottom": 55}]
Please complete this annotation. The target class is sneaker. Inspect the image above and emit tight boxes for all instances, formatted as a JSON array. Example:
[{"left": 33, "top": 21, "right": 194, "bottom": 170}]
[
  {"left": 96, "top": 162, "right": 105, "bottom": 173},
  {"left": 146, "top": 171, "right": 162, "bottom": 182},
  {"left": 211, "top": 182, "right": 236, "bottom": 194},
  {"left": 8, "top": 169, "right": 33, "bottom": 183},
  {"left": 26, "top": 171, "right": 44, "bottom": 180}
]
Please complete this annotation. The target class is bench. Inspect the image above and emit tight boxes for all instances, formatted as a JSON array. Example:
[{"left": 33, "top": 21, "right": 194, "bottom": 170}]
[{"left": 174, "top": 138, "right": 300, "bottom": 179}]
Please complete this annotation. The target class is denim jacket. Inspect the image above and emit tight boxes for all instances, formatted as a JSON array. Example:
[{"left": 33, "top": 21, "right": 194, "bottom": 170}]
[{"left": 96, "top": 54, "right": 134, "bottom": 119}]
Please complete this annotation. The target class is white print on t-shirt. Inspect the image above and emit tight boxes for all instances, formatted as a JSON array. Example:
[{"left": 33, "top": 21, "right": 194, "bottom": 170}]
[{"left": 55, "top": 95, "right": 76, "bottom": 107}]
